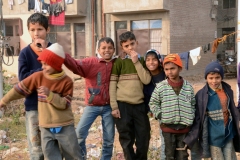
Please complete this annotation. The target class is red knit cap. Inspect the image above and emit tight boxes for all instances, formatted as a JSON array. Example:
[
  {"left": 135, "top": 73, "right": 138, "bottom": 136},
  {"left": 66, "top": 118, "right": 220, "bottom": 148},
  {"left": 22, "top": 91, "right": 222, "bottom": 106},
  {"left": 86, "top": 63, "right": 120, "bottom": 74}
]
[
  {"left": 37, "top": 43, "right": 65, "bottom": 71},
  {"left": 163, "top": 54, "right": 183, "bottom": 68}
]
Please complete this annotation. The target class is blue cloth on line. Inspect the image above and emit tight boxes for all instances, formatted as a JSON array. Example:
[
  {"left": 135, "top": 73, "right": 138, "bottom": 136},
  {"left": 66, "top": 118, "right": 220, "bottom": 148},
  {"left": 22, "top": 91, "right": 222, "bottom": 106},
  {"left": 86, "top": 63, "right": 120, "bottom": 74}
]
[{"left": 179, "top": 51, "right": 190, "bottom": 70}]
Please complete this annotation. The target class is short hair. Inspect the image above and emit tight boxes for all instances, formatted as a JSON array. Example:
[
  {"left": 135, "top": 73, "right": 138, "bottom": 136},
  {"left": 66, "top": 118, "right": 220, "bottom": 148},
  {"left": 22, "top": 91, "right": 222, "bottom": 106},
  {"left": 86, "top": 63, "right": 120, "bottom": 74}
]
[
  {"left": 98, "top": 37, "right": 115, "bottom": 48},
  {"left": 27, "top": 13, "right": 49, "bottom": 30},
  {"left": 119, "top": 31, "right": 136, "bottom": 46}
]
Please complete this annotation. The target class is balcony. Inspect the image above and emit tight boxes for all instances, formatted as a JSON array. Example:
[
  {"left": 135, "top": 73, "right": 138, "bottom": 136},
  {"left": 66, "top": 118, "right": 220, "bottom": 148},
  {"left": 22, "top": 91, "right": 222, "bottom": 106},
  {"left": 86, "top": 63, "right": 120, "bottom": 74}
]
[
  {"left": 2, "top": 0, "right": 87, "bottom": 16},
  {"left": 103, "top": 0, "right": 167, "bottom": 14}
]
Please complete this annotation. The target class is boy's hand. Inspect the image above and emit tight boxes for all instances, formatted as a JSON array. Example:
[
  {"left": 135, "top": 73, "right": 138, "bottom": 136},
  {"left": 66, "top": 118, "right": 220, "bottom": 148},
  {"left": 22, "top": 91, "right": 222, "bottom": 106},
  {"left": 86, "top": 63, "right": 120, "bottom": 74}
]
[
  {"left": 38, "top": 86, "right": 50, "bottom": 97},
  {"left": 0, "top": 100, "right": 6, "bottom": 109},
  {"left": 129, "top": 50, "right": 139, "bottom": 63},
  {"left": 112, "top": 109, "right": 121, "bottom": 118},
  {"left": 34, "top": 39, "right": 47, "bottom": 50}
]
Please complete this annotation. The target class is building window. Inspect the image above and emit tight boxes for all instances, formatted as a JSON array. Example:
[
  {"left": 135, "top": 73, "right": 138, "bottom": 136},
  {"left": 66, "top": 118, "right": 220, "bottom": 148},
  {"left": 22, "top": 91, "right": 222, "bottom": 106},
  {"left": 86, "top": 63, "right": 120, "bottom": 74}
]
[
  {"left": 5, "top": 26, "right": 13, "bottom": 36},
  {"left": 74, "top": 23, "right": 86, "bottom": 58},
  {"left": 49, "top": 24, "right": 71, "bottom": 54},
  {"left": 115, "top": 21, "right": 127, "bottom": 30},
  {"left": 131, "top": 19, "right": 162, "bottom": 55},
  {"left": 222, "top": 27, "right": 235, "bottom": 51},
  {"left": 223, "top": 0, "right": 236, "bottom": 9}
]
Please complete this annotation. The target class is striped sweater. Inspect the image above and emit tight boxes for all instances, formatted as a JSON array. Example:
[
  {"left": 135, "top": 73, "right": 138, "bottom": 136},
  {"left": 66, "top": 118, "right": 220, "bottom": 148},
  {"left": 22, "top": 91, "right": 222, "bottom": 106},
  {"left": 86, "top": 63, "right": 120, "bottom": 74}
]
[
  {"left": 1, "top": 71, "right": 74, "bottom": 128},
  {"left": 149, "top": 79, "right": 196, "bottom": 126},
  {"left": 109, "top": 57, "right": 151, "bottom": 110}
]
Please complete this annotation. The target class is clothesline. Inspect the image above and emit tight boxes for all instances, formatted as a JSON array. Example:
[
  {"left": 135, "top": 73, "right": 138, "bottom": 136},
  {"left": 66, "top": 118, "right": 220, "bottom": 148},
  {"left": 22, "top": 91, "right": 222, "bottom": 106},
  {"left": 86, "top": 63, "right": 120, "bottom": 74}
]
[{"left": 178, "top": 31, "right": 237, "bottom": 70}]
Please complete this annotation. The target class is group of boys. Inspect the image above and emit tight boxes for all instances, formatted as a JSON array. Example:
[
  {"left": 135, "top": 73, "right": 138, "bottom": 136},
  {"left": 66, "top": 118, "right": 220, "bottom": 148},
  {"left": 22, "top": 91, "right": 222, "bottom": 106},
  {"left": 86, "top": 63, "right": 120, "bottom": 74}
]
[{"left": 0, "top": 12, "right": 240, "bottom": 160}]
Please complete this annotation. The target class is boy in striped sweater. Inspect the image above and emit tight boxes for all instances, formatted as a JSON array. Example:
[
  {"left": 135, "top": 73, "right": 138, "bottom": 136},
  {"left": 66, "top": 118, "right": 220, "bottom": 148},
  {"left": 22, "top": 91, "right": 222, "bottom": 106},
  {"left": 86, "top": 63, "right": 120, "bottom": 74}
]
[
  {"left": 149, "top": 54, "right": 196, "bottom": 160},
  {"left": 0, "top": 43, "right": 82, "bottom": 160}
]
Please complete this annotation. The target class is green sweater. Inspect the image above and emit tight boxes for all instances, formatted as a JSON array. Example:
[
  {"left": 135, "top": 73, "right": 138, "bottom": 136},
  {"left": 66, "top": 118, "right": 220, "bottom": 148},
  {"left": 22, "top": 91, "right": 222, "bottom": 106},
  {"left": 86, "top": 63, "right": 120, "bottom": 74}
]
[
  {"left": 109, "top": 57, "right": 151, "bottom": 110},
  {"left": 149, "top": 79, "right": 196, "bottom": 126}
]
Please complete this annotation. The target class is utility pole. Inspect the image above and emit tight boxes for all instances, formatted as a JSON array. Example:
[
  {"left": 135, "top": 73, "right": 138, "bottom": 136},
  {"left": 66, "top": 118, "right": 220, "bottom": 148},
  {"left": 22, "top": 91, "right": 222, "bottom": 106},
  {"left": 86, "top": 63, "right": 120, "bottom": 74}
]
[
  {"left": 0, "top": 0, "right": 3, "bottom": 99},
  {"left": 237, "top": 0, "right": 240, "bottom": 103}
]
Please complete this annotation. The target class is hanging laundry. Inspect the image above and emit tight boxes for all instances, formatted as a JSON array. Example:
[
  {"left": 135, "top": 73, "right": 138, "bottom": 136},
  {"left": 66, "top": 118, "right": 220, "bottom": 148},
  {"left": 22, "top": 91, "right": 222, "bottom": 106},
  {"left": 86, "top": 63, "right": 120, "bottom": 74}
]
[
  {"left": 189, "top": 47, "right": 201, "bottom": 65},
  {"left": 8, "top": 0, "right": 13, "bottom": 10},
  {"left": 179, "top": 51, "right": 189, "bottom": 70},
  {"left": 49, "top": 0, "right": 65, "bottom": 26},
  {"left": 28, "top": 0, "right": 35, "bottom": 11},
  {"left": 211, "top": 38, "right": 222, "bottom": 53},
  {"left": 202, "top": 43, "right": 210, "bottom": 54},
  {"left": 65, "top": 0, "right": 73, "bottom": 4},
  {"left": 34, "top": 0, "right": 41, "bottom": 12},
  {"left": 18, "top": 0, "right": 24, "bottom": 5},
  {"left": 42, "top": 2, "right": 50, "bottom": 14}
]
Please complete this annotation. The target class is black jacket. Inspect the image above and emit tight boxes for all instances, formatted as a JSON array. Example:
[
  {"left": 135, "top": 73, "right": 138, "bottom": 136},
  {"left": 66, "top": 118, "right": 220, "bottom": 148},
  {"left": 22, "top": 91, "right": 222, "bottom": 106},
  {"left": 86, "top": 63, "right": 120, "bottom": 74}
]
[{"left": 184, "top": 81, "right": 240, "bottom": 153}]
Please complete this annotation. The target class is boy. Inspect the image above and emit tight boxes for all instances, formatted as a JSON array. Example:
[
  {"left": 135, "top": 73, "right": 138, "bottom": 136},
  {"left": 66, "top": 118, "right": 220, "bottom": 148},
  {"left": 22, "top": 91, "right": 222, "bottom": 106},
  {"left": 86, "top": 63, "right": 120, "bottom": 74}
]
[
  {"left": 0, "top": 43, "right": 82, "bottom": 160},
  {"left": 149, "top": 54, "right": 195, "bottom": 160},
  {"left": 64, "top": 37, "right": 116, "bottom": 160},
  {"left": 18, "top": 13, "right": 51, "bottom": 160},
  {"left": 143, "top": 49, "right": 166, "bottom": 160},
  {"left": 109, "top": 31, "right": 151, "bottom": 160},
  {"left": 185, "top": 61, "right": 240, "bottom": 159}
]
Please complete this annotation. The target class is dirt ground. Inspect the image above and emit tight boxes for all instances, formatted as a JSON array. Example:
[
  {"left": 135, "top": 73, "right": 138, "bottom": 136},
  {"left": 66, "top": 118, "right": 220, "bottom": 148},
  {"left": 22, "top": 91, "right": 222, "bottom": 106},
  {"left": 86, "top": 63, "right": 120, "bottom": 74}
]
[{"left": 0, "top": 76, "right": 240, "bottom": 160}]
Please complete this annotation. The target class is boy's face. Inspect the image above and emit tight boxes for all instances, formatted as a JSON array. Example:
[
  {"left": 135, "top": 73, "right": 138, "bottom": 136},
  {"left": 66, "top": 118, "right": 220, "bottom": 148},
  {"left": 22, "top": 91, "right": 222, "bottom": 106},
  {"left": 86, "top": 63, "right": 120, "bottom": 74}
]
[
  {"left": 145, "top": 55, "right": 160, "bottom": 72},
  {"left": 206, "top": 72, "right": 222, "bottom": 89},
  {"left": 28, "top": 22, "right": 50, "bottom": 42},
  {"left": 121, "top": 39, "right": 138, "bottom": 55},
  {"left": 41, "top": 61, "right": 58, "bottom": 75},
  {"left": 97, "top": 41, "right": 115, "bottom": 62},
  {"left": 164, "top": 62, "right": 182, "bottom": 80}
]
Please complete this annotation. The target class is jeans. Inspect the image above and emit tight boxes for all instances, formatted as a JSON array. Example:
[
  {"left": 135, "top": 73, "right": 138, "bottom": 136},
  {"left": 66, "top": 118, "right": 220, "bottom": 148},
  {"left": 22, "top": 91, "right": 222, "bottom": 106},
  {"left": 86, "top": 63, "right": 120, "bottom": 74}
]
[
  {"left": 210, "top": 140, "right": 237, "bottom": 160},
  {"left": 191, "top": 141, "right": 202, "bottom": 160},
  {"left": 25, "top": 111, "right": 44, "bottom": 160},
  {"left": 40, "top": 125, "right": 83, "bottom": 160},
  {"left": 114, "top": 102, "right": 150, "bottom": 160},
  {"left": 162, "top": 132, "right": 188, "bottom": 160},
  {"left": 76, "top": 105, "right": 114, "bottom": 160}
]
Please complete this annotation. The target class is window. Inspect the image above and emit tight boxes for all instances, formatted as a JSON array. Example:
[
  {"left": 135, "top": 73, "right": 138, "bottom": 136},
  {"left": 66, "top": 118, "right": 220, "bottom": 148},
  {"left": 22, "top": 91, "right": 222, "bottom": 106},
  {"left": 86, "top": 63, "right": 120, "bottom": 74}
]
[
  {"left": 74, "top": 23, "right": 86, "bottom": 58},
  {"left": 49, "top": 24, "right": 71, "bottom": 54},
  {"left": 115, "top": 21, "right": 127, "bottom": 30},
  {"left": 222, "top": 28, "right": 235, "bottom": 51},
  {"left": 5, "top": 26, "right": 13, "bottom": 36},
  {"left": 223, "top": 0, "right": 236, "bottom": 9},
  {"left": 130, "top": 19, "right": 162, "bottom": 55}
]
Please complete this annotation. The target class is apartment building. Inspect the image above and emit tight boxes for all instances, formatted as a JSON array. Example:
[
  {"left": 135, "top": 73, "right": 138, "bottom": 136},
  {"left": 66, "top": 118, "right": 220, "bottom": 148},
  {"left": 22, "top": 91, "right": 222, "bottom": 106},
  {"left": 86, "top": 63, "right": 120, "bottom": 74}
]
[
  {"left": 104, "top": 0, "right": 217, "bottom": 77},
  {"left": 1, "top": 0, "right": 218, "bottom": 77}
]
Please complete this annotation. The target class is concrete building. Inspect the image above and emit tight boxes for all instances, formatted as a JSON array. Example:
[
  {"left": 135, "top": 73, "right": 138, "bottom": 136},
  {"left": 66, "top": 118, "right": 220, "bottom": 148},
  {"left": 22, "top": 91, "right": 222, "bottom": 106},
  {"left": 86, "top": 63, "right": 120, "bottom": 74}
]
[
  {"left": 104, "top": 0, "right": 217, "bottom": 77},
  {"left": 1, "top": 0, "right": 217, "bottom": 78}
]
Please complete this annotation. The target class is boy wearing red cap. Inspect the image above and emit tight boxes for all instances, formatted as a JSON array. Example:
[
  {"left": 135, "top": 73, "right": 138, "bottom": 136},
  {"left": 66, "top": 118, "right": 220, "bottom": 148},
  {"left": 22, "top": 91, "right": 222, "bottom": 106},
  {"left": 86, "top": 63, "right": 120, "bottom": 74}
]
[
  {"left": 149, "top": 54, "right": 196, "bottom": 159},
  {"left": 0, "top": 43, "right": 83, "bottom": 160}
]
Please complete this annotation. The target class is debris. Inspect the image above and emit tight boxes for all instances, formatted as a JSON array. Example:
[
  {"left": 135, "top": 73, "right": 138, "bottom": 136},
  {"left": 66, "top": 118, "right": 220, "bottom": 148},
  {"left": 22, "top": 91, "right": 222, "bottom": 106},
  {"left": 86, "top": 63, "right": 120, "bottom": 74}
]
[{"left": 2, "top": 147, "right": 20, "bottom": 158}]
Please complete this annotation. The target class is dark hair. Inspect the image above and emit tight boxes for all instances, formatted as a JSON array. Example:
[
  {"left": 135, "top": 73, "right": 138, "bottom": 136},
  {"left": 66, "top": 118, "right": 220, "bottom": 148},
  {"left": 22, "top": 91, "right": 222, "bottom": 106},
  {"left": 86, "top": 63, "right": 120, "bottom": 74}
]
[
  {"left": 119, "top": 31, "right": 136, "bottom": 46},
  {"left": 98, "top": 37, "right": 115, "bottom": 48},
  {"left": 27, "top": 13, "right": 49, "bottom": 30},
  {"left": 145, "top": 52, "right": 164, "bottom": 71}
]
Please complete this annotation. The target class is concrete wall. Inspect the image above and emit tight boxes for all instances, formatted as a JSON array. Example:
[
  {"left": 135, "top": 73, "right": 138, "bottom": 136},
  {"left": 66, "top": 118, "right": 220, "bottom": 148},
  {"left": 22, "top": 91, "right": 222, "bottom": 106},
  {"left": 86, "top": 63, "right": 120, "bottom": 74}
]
[
  {"left": 1, "top": 1, "right": 92, "bottom": 79},
  {"left": 168, "top": 0, "right": 217, "bottom": 77},
  {"left": 2, "top": 0, "right": 87, "bottom": 16},
  {"left": 104, "top": 0, "right": 164, "bottom": 13}
]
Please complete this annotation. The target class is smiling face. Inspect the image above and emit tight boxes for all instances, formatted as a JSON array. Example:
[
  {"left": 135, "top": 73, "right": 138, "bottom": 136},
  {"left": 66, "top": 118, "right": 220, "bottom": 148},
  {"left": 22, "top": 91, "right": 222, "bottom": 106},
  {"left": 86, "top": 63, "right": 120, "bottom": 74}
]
[
  {"left": 164, "top": 62, "right": 182, "bottom": 82},
  {"left": 145, "top": 54, "right": 160, "bottom": 75},
  {"left": 206, "top": 72, "right": 222, "bottom": 89},
  {"left": 97, "top": 41, "right": 115, "bottom": 62},
  {"left": 28, "top": 22, "right": 50, "bottom": 42}
]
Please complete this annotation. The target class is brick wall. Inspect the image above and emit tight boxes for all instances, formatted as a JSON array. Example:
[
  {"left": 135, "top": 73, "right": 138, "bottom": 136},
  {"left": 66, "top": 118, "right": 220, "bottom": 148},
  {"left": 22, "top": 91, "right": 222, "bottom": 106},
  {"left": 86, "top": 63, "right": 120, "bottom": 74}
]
[{"left": 168, "top": 0, "right": 217, "bottom": 77}]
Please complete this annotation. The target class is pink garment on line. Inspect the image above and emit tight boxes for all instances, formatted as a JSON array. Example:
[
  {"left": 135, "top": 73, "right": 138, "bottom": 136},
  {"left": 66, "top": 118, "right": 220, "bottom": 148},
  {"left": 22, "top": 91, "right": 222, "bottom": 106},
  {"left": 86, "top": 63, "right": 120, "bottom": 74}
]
[{"left": 49, "top": 0, "right": 65, "bottom": 26}]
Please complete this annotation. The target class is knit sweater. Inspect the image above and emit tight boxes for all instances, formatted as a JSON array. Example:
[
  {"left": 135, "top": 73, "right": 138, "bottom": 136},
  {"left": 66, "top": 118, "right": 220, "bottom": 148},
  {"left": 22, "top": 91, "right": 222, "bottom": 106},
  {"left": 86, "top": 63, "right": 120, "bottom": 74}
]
[
  {"left": 18, "top": 43, "right": 52, "bottom": 111},
  {"left": 149, "top": 79, "right": 196, "bottom": 126},
  {"left": 109, "top": 57, "right": 151, "bottom": 110},
  {"left": 1, "top": 71, "right": 74, "bottom": 128}
]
